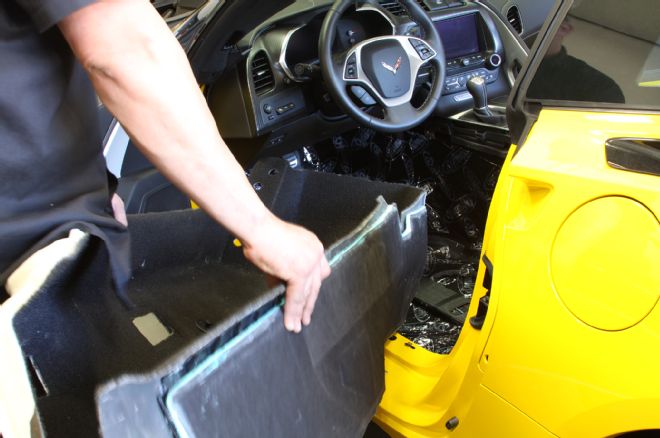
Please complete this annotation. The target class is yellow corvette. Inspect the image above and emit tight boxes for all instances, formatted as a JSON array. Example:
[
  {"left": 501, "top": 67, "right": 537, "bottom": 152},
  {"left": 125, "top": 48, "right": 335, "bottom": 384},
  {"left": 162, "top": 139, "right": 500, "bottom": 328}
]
[{"left": 6, "top": 0, "right": 654, "bottom": 436}]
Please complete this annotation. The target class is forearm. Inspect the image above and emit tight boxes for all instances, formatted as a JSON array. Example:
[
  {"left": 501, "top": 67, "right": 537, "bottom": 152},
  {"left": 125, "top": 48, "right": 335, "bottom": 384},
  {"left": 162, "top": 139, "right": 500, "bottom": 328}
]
[
  {"left": 61, "top": 0, "right": 272, "bottom": 246},
  {"left": 60, "top": 0, "right": 331, "bottom": 332}
]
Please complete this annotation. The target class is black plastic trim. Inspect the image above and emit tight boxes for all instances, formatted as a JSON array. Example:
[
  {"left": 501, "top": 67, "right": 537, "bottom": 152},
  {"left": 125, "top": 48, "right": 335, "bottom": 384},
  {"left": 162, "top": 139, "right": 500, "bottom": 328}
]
[
  {"left": 481, "top": 254, "right": 493, "bottom": 291},
  {"left": 469, "top": 254, "right": 493, "bottom": 330},
  {"left": 606, "top": 138, "right": 660, "bottom": 177},
  {"left": 506, "top": 0, "right": 571, "bottom": 148}
]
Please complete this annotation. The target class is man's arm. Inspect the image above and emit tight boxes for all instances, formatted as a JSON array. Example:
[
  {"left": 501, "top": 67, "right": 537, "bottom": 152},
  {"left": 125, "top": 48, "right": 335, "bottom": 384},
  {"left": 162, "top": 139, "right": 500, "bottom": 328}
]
[{"left": 59, "top": 0, "right": 330, "bottom": 333}]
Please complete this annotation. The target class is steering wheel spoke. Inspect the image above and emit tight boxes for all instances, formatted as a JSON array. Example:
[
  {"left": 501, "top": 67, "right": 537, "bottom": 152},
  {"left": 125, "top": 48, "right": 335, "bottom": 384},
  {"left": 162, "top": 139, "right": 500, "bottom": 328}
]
[
  {"left": 384, "top": 101, "right": 420, "bottom": 125},
  {"left": 407, "top": 37, "right": 437, "bottom": 64}
]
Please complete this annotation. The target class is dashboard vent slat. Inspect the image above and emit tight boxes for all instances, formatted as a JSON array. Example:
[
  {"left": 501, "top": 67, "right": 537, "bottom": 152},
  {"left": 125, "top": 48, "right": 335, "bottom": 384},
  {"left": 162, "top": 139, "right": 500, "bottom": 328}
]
[
  {"left": 378, "top": 0, "right": 408, "bottom": 16},
  {"left": 378, "top": 0, "right": 455, "bottom": 15},
  {"left": 251, "top": 51, "right": 274, "bottom": 95},
  {"left": 416, "top": 0, "right": 431, "bottom": 11},
  {"left": 506, "top": 6, "right": 523, "bottom": 34}
]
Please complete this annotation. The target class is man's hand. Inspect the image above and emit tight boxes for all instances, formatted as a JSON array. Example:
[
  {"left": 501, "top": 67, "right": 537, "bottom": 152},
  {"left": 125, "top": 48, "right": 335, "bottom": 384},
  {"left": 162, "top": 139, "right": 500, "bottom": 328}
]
[{"left": 242, "top": 215, "right": 331, "bottom": 333}]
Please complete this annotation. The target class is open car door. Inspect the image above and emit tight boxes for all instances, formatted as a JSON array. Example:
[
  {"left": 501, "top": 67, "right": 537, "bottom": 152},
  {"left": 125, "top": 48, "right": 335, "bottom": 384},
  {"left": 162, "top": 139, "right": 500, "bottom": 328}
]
[
  {"left": 474, "top": 0, "right": 660, "bottom": 435},
  {"left": 375, "top": 0, "right": 659, "bottom": 436}
]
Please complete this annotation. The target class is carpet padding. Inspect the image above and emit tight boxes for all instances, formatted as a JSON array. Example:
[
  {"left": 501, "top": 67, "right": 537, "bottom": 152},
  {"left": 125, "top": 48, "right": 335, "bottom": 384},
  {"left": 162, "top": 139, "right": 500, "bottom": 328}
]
[{"left": 13, "top": 158, "right": 426, "bottom": 437}]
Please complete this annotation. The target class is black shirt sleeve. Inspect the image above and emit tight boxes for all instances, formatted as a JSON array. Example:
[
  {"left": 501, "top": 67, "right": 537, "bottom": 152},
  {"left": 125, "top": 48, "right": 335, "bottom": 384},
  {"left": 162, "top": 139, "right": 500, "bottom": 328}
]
[{"left": 14, "top": 0, "right": 99, "bottom": 32}]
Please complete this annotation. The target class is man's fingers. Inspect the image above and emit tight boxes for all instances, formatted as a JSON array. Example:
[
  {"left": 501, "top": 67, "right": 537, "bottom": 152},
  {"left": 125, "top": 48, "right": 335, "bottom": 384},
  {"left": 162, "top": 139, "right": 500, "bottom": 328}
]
[
  {"left": 284, "top": 278, "right": 308, "bottom": 333},
  {"left": 320, "top": 257, "right": 331, "bottom": 279},
  {"left": 242, "top": 219, "right": 331, "bottom": 332},
  {"left": 283, "top": 262, "right": 325, "bottom": 332},
  {"left": 302, "top": 268, "right": 322, "bottom": 326}
]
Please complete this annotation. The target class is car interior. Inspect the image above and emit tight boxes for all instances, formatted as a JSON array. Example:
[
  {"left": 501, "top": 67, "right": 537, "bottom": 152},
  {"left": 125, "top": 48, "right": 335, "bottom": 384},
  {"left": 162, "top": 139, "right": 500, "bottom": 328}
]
[
  {"left": 115, "top": 0, "right": 556, "bottom": 355},
  {"left": 103, "top": 0, "right": 660, "bottom": 419}
]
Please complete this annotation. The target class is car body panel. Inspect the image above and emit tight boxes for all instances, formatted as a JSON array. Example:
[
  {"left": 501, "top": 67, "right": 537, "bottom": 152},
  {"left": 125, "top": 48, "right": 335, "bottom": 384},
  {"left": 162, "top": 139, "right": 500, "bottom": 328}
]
[{"left": 480, "top": 109, "right": 660, "bottom": 437}]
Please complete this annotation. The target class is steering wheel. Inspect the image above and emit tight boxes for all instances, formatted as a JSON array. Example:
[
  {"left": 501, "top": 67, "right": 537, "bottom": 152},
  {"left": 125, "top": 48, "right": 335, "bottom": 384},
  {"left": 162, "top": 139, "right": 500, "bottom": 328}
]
[{"left": 319, "top": 0, "right": 445, "bottom": 133}]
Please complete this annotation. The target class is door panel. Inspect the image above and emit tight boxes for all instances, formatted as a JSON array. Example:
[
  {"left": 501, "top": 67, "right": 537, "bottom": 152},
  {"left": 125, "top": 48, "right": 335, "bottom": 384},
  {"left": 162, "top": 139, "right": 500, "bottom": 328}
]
[{"left": 479, "top": 109, "right": 660, "bottom": 437}]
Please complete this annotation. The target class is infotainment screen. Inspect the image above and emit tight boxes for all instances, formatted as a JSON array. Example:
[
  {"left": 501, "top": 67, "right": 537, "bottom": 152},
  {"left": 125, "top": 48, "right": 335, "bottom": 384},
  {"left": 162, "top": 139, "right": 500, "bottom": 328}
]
[{"left": 434, "top": 14, "right": 482, "bottom": 60}]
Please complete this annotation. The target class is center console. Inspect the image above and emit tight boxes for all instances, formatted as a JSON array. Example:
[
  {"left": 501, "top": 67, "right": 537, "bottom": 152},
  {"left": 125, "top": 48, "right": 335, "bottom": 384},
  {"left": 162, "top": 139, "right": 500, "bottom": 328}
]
[
  {"left": 438, "top": 13, "right": 501, "bottom": 92},
  {"left": 431, "top": 6, "right": 509, "bottom": 116}
]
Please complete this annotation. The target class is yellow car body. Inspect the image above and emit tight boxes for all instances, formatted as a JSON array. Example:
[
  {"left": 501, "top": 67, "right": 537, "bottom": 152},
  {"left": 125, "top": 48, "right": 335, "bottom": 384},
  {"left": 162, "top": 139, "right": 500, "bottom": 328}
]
[
  {"left": 377, "top": 110, "right": 660, "bottom": 438},
  {"left": 375, "top": 1, "right": 660, "bottom": 436}
]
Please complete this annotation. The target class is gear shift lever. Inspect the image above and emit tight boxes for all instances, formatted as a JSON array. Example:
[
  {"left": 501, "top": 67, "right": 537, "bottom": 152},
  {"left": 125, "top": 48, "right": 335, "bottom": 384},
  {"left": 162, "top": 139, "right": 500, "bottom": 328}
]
[
  {"left": 466, "top": 77, "right": 506, "bottom": 126},
  {"left": 467, "top": 77, "right": 493, "bottom": 118}
]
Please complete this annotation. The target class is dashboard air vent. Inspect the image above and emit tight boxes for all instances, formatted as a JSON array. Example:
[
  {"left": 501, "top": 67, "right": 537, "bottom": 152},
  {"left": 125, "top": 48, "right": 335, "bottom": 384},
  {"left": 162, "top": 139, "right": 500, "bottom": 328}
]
[
  {"left": 506, "top": 6, "right": 523, "bottom": 34},
  {"left": 415, "top": 0, "right": 431, "bottom": 11},
  {"left": 378, "top": 1, "right": 408, "bottom": 16},
  {"left": 251, "top": 51, "right": 274, "bottom": 95}
]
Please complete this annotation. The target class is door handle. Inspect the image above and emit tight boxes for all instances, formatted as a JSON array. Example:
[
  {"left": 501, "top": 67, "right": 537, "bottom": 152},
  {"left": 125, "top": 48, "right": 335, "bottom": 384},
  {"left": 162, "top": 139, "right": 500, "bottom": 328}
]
[
  {"left": 606, "top": 138, "right": 660, "bottom": 177},
  {"left": 469, "top": 255, "right": 493, "bottom": 330}
]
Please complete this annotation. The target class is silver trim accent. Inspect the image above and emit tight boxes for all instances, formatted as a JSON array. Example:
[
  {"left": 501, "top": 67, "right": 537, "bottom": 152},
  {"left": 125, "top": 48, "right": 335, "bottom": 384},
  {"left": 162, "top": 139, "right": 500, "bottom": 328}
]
[
  {"left": 452, "top": 91, "right": 472, "bottom": 103},
  {"left": 451, "top": 105, "right": 509, "bottom": 131},
  {"left": 342, "top": 35, "right": 436, "bottom": 108},
  {"left": 489, "top": 53, "right": 502, "bottom": 68},
  {"left": 279, "top": 25, "right": 306, "bottom": 82},
  {"left": 103, "top": 120, "right": 130, "bottom": 178}
]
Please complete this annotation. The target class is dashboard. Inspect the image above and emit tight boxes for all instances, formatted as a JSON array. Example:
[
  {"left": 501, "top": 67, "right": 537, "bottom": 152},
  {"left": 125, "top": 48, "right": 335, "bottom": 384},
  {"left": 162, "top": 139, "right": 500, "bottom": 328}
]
[{"left": 208, "top": 0, "right": 529, "bottom": 152}]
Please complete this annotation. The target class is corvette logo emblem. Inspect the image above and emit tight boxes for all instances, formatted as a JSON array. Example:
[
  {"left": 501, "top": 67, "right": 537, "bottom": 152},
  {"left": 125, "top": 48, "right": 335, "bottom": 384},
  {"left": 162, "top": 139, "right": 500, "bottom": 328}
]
[{"left": 381, "top": 57, "right": 402, "bottom": 75}]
